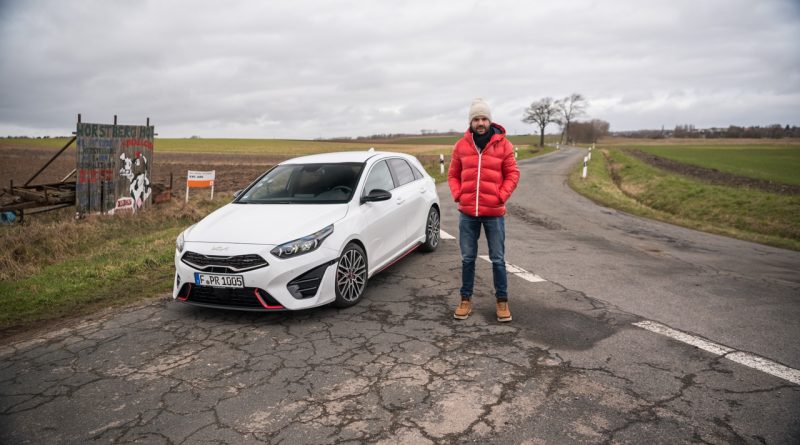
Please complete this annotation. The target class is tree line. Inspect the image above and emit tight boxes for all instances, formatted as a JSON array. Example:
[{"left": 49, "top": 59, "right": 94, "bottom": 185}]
[
  {"left": 614, "top": 124, "right": 800, "bottom": 139},
  {"left": 521, "top": 93, "right": 609, "bottom": 146}
]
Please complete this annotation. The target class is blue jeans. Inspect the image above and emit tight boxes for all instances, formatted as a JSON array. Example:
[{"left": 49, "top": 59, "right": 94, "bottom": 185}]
[{"left": 458, "top": 213, "right": 508, "bottom": 300}]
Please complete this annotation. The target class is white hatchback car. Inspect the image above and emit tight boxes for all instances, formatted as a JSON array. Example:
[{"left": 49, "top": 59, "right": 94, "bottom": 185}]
[{"left": 173, "top": 151, "right": 440, "bottom": 311}]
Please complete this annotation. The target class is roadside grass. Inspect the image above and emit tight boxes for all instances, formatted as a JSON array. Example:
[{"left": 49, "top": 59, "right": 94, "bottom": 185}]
[
  {"left": 628, "top": 144, "right": 800, "bottom": 185},
  {"left": 0, "top": 227, "right": 179, "bottom": 329},
  {"left": 0, "top": 200, "right": 211, "bottom": 281},
  {"left": 0, "top": 197, "right": 227, "bottom": 333},
  {"left": 569, "top": 148, "right": 800, "bottom": 250}
]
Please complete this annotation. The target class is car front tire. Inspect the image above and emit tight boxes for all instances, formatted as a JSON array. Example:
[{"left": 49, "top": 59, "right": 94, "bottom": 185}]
[
  {"left": 332, "top": 242, "right": 368, "bottom": 308},
  {"left": 419, "top": 206, "right": 440, "bottom": 253}
]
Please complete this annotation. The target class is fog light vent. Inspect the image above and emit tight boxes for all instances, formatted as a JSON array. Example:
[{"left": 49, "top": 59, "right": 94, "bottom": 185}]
[{"left": 287, "top": 261, "right": 333, "bottom": 299}]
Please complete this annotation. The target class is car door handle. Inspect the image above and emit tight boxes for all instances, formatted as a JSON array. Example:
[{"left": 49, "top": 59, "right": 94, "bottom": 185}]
[{"left": 396, "top": 198, "right": 405, "bottom": 205}]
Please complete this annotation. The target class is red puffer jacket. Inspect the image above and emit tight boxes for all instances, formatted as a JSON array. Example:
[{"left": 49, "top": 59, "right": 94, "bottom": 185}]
[{"left": 448, "top": 123, "right": 520, "bottom": 217}]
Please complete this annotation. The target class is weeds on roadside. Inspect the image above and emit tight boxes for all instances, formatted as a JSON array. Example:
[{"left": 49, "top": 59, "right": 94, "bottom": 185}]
[
  {"left": 0, "top": 196, "right": 231, "bottom": 332},
  {"left": 0, "top": 197, "right": 223, "bottom": 282}
]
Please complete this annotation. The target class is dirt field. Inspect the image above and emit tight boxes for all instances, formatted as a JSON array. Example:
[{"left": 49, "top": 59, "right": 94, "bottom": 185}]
[
  {"left": 0, "top": 143, "right": 450, "bottom": 197},
  {"left": 0, "top": 145, "right": 288, "bottom": 204}
]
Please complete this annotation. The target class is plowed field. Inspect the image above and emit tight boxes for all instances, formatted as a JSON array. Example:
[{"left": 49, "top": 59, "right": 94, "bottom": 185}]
[{"left": 0, "top": 145, "right": 283, "bottom": 201}]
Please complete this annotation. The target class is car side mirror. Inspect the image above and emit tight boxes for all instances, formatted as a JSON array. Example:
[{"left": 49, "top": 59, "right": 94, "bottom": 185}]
[
  {"left": 360, "top": 189, "right": 392, "bottom": 204},
  {"left": 233, "top": 189, "right": 243, "bottom": 199}
]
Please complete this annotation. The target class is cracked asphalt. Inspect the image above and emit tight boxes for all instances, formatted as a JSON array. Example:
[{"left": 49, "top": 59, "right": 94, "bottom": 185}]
[{"left": 1, "top": 147, "right": 798, "bottom": 444}]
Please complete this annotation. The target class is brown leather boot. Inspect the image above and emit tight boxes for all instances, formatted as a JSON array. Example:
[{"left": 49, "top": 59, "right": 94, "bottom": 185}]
[
  {"left": 454, "top": 299, "right": 472, "bottom": 320},
  {"left": 496, "top": 301, "right": 512, "bottom": 322}
]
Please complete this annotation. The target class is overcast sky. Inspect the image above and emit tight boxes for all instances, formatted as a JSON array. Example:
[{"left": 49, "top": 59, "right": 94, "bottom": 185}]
[{"left": 1, "top": 0, "right": 798, "bottom": 139}]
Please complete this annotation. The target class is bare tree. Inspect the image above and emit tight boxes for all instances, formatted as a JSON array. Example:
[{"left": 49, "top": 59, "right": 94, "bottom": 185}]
[
  {"left": 521, "top": 97, "right": 559, "bottom": 147},
  {"left": 555, "top": 93, "right": 587, "bottom": 144},
  {"left": 569, "top": 119, "right": 610, "bottom": 143}
]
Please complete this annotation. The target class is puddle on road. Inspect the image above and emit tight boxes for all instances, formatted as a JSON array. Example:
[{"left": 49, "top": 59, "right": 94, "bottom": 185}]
[{"left": 512, "top": 305, "right": 618, "bottom": 350}]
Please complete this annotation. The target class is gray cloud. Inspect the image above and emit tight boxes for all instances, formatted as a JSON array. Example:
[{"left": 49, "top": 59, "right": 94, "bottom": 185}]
[{"left": 1, "top": 0, "right": 798, "bottom": 138}]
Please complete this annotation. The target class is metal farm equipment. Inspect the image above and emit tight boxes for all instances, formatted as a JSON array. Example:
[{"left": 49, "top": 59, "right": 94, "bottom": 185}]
[{"left": 1, "top": 137, "right": 78, "bottom": 222}]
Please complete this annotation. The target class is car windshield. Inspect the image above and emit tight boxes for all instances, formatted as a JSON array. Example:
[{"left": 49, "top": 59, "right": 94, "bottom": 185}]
[{"left": 236, "top": 162, "right": 364, "bottom": 204}]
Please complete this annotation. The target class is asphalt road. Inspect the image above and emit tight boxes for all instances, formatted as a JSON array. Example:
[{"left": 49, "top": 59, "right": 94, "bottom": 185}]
[{"left": 1, "top": 147, "right": 798, "bottom": 444}]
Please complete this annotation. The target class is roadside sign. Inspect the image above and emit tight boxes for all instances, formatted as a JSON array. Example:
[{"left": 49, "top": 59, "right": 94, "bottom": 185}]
[
  {"left": 76, "top": 121, "right": 154, "bottom": 214},
  {"left": 186, "top": 170, "right": 215, "bottom": 202}
]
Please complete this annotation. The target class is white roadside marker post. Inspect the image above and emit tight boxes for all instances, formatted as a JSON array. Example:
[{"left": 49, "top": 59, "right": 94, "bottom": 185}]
[
  {"left": 582, "top": 156, "right": 588, "bottom": 179},
  {"left": 588, "top": 146, "right": 592, "bottom": 161},
  {"left": 440, "top": 154, "right": 445, "bottom": 175},
  {"left": 514, "top": 146, "right": 518, "bottom": 159}
]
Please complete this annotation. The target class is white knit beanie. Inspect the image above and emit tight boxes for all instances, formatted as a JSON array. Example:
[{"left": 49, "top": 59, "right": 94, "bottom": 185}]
[{"left": 468, "top": 98, "right": 492, "bottom": 122}]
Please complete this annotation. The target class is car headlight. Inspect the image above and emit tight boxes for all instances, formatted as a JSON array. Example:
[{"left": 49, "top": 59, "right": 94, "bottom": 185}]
[
  {"left": 176, "top": 224, "right": 196, "bottom": 253},
  {"left": 271, "top": 224, "right": 334, "bottom": 259},
  {"left": 176, "top": 231, "right": 186, "bottom": 253}
]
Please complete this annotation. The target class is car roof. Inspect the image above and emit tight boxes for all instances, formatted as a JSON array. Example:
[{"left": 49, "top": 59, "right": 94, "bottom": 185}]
[{"left": 281, "top": 150, "right": 410, "bottom": 165}]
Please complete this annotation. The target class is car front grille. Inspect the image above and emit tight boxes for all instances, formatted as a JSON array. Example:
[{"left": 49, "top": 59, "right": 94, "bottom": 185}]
[
  {"left": 177, "top": 284, "right": 283, "bottom": 310},
  {"left": 181, "top": 251, "right": 269, "bottom": 273}
]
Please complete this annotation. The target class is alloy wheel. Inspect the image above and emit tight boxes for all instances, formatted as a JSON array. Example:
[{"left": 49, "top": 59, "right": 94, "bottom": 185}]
[
  {"left": 336, "top": 247, "right": 367, "bottom": 302},
  {"left": 426, "top": 208, "right": 440, "bottom": 248}
]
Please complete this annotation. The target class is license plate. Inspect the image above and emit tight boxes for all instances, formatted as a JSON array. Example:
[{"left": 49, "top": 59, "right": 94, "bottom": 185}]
[{"left": 195, "top": 273, "right": 244, "bottom": 288}]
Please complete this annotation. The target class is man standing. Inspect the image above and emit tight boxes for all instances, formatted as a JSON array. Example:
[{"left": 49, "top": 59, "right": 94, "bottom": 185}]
[{"left": 448, "top": 98, "right": 520, "bottom": 322}]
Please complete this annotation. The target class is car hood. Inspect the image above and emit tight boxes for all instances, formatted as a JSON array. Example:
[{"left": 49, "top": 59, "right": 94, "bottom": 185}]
[{"left": 185, "top": 203, "right": 349, "bottom": 245}]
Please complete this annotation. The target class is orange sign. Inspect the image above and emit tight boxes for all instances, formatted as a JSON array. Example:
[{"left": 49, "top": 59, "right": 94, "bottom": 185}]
[
  {"left": 186, "top": 170, "right": 216, "bottom": 202},
  {"left": 187, "top": 171, "right": 215, "bottom": 188}
]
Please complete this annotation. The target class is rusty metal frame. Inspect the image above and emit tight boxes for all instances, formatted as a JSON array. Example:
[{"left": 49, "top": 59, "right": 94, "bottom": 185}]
[{"left": 1, "top": 118, "right": 80, "bottom": 221}]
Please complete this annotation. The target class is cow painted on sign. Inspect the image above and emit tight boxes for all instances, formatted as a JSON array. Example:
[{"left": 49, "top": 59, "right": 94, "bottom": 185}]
[{"left": 119, "top": 152, "right": 152, "bottom": 211}]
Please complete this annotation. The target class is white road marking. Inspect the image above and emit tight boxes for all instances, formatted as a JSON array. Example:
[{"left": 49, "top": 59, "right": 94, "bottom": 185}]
[
  {"left": 633, "top": 320, "right": 734, "bottom": 356},
  {"left": 479, "top": 255, "right": 547, "bottom": 283},
  {"left": 634, "top": 320, "right": 800, "bottom": 385},
  {"left": 439, "top": 229, "right": 546, "bottom": 282}
]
